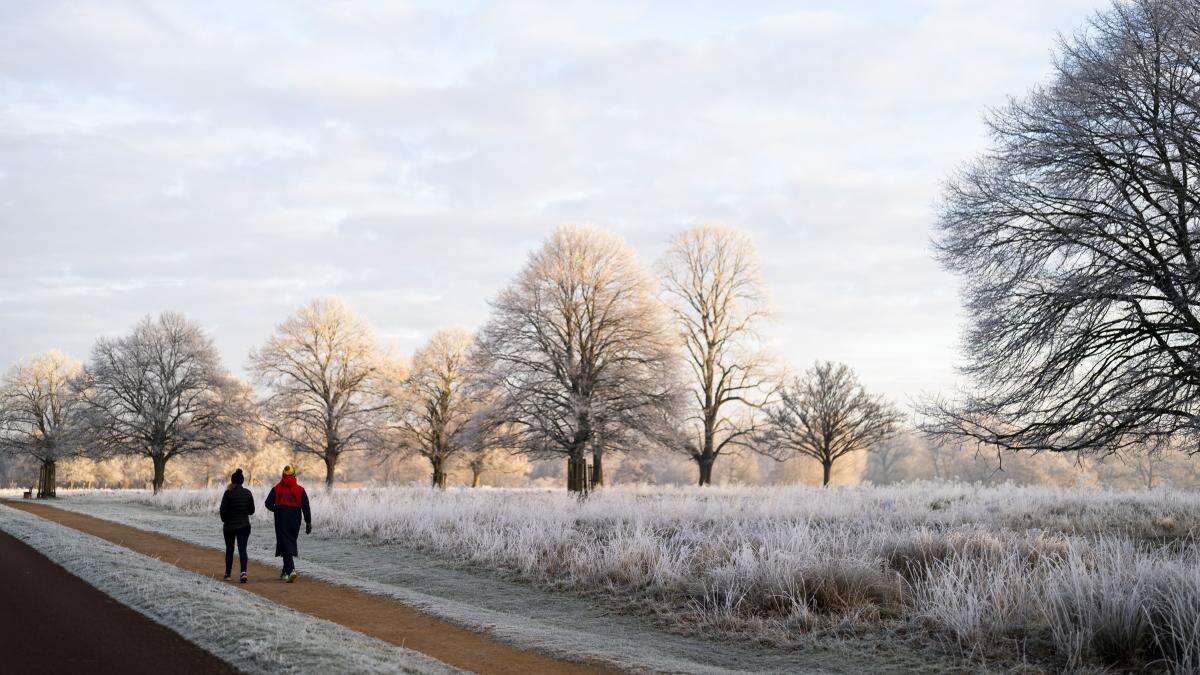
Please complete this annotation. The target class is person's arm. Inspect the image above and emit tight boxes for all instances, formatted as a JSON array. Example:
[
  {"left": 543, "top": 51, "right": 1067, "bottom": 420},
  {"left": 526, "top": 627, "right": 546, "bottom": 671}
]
[
  {"left": 264, "top": 487, "right": 276, "bottom": 513},
  {"left": 219, "top": 491, "right": 229, "bottom": 523},
  {"left": 246, "top": 489, "right": 255, "bottom": 516},
  {"left": 301, "top": 490, "right": 312, "bottom": 534}
]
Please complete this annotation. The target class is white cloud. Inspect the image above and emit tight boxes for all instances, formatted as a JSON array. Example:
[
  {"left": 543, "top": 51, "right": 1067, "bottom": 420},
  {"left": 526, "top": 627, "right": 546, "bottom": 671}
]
[{"left": 0, "top": 0, "right": 1111, "bottom": 402}]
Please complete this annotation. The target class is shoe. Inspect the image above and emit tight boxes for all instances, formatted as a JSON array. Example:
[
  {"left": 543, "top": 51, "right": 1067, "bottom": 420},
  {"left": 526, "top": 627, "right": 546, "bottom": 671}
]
[
  {"left": 223, "top": 573, "right": 231, "bottom": 581},
  {"left": 280, "top": 571, "right": 288, "bottom": 580},
  {"left": 286, "top": 572, "right": 298, "bottom": 583},
  {"left": 239, "top": 573, "right": 247, "bottom": 584}
]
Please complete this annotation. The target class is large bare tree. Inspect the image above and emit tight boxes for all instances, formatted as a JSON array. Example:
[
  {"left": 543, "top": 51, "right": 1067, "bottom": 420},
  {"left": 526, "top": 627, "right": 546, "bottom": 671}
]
[
  {"left": 658, "top": 225, "right": 776, "bottom": 485},
  {"left": 926, "top": 0, "right": 1200, "bottom": 457},
  {"left": 386, "top": 328, "right": 481, "bottom": 488},
  {"left": 249, "top": 297, "right": 387, "bottom": 488},
  {"left": 474, "top": 225, "right": 679, "bottom": 491},
  {"left": 0, "top": 351, "right": 85, "bottom": 497},
  {"left": 76, "top": 312, "right": 250, "bottom": 493},
  {"left": 760, "top": 361, "right": 901, "bottom": 486}
]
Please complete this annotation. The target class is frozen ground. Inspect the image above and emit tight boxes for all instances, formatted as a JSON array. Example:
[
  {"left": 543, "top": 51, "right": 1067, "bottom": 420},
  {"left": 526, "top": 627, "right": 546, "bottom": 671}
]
[
  {"left": 42, "top": 493, "right": 947, "bottom": 674},
  {"left": 0, "top": 503, "right": 459, "bottom": 675},
  {"left": 45, "top": 483, "right": 1200, "bottom": 672}
]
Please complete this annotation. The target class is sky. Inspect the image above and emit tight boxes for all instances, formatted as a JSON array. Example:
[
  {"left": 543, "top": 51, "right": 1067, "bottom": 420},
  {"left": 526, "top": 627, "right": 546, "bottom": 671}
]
[{"left": 0, "top": 0, "right": 1109, "bottom": 404}]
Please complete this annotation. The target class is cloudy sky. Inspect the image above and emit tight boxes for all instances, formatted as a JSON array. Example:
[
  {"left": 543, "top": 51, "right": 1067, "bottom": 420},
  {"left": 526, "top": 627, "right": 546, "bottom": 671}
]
[{"left": 0, "top": 0, "right": 1107, "bottom": 402}]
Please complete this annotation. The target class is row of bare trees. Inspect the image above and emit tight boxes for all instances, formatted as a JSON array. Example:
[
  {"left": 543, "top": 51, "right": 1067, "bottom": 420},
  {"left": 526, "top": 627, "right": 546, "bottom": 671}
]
[
  {"left": 1, "top": 225, "right": 903, "bottom": 494},
  {"left": 0, "top": 314, "right": 254, "bottom": 496},
  {"left": 469, "top": 225, "right": 903, "bottom": 490}
]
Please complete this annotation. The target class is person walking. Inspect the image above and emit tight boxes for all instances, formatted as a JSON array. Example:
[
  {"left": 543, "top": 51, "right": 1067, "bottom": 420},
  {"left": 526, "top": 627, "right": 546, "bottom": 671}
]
[
  {"left": 264, "top": 465, "right": 311, "bottom": 582},
  {"left": 219, "top": 468, "right": 254, "bottom": 583}
]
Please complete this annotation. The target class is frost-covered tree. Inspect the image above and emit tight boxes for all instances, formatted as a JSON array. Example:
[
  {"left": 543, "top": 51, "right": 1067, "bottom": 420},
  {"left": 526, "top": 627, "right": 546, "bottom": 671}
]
[
  {"left": 862, "top": 433, "right": 918, "bottom": 485},
  {"left": 221, "top": 428, "right": 292, "bottom": 487},
  {"left": 926, "top": 0, "right": 1200, "bottom": 458},
  {"left": 760, "top": 361, "right": 902, "bottom": 486},
  {"left": 76, "top": 312, "right": 251, "bottom": 493},
  {"left": 249, "top": 297, "right": 387, "bottom": 488},
  {"left": 461, "top": 445, "right": 530, "bottom": 487},
  {"left": 657, "top": 225, "right": 776, "bottom": 485},
  {"left": 475, "top": 225, "right": 679, "bottom": 491},
  {"left": 0, "top": 350, "right": 85, "bottom": 497},
  {"left": 386, "top": 328, "right": 481, "bottom": 488}
]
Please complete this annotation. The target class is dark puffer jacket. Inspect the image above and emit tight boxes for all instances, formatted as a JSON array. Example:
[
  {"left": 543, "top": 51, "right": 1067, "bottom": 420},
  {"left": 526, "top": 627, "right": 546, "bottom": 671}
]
[{"left": 219, "top": 485, "right": 255, "bottom": 531}]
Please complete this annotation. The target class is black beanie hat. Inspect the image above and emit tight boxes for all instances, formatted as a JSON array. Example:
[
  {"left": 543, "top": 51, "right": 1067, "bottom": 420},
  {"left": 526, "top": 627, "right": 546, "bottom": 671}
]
[{"left": 231, "top": 468, "right": 244, "bottom": 485}]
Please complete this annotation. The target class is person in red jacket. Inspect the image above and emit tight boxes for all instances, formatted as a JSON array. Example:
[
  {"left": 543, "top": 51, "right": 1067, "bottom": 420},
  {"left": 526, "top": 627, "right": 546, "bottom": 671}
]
[{"left": 264, "top": 465, "right": 312, "bottom": 582}]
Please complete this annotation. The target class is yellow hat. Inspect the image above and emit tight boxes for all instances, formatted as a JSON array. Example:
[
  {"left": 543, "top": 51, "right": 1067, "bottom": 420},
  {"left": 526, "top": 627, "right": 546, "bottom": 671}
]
[{"left": 282, "top": 465, "right": 296, "bottom": 476}]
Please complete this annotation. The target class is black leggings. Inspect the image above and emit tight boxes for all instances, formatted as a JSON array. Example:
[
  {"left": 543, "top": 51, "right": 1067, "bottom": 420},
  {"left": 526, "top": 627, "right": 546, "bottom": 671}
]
[{"left": 223, "top": 525, "right": 250, "bottom": 575}]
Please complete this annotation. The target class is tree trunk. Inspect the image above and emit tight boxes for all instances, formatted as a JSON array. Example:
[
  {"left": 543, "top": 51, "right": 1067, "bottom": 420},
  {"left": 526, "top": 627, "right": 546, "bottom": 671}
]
[
  {"left": 822, "top": 460, "right": 832, "bottom": 487},
  {"left": 37, "top": 458, "right": 56, "bottom": 498},
  {"left": 431, "top": 456, "right": 446, "bottom": 489},
  {"left": 696, "top": 453, "right": 715, "bottom": 486},
  {"left": 697, "top": 420, "right": 717, "bottom": 486},
  {"left": 324, "top": 453, "right": 337, "bottom": 489},
  {"left": 591, "top": 447, "right": 604, "bottom": 488},
  {"left": 471, "top": 469, "right": 482, "bottom": 488},
  {"left": 568, "top": 413, "right": 592, "bottom": 492},
  {"left": 567, "top": 453, "right": 588, "bottom": 492},
  {"left": 151, "top": 454, "right": 167, "bottom": 494}
]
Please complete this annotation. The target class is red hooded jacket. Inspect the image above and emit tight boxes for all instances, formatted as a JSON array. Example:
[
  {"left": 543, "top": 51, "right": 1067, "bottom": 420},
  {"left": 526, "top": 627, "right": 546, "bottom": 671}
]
[{"left": 270, "top": 474, "right": 306, "bottom": 509}]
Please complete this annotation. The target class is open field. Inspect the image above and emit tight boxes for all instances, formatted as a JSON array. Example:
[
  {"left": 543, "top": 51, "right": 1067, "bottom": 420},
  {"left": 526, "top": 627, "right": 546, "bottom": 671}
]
[{"left": 58, "top": 482, "right": 1200, "bottom": 673}]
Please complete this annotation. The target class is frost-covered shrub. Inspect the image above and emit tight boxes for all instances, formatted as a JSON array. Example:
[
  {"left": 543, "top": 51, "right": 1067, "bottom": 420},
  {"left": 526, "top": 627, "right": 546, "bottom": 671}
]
[{"left": 1144, "top": 559, "right": 1200, "bottom": 673}]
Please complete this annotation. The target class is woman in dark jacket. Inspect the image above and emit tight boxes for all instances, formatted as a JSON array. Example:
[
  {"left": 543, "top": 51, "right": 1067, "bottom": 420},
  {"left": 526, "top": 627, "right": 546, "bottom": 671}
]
[
  {"left": 218, "top": 468, "right": 254, "bottom": 582},
  {"left": 264, "top": 465, "right": 311, "bottom": 582}
]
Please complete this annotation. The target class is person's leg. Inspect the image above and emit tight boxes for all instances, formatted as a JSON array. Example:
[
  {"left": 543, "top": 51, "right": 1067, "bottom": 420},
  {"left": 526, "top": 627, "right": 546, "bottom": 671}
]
[
  {"left": 236, "top": 526, "right": 250, "bottom": 575},
  {"left": 222, "top": 529, "right": 235, "bottom": 578},
  {"left": 282, "top": 553, "right": 294, "bottom": 576}
]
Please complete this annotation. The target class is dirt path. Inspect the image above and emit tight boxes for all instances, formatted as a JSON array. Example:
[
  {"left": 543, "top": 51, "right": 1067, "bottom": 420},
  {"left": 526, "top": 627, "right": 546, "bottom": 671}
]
[
  {"left": 4, "top": 500, "right": 615, "bottom": 675},
  {"left": 0, "top": 528, "right": 238, "bottom": 675}
]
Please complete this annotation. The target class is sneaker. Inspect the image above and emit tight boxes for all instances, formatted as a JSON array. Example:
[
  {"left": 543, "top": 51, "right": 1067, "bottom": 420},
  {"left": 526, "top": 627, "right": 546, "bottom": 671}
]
[
  {"left": 239, "top": 573, "right": 247, "bottom": 584},
  {"left": 280, "top": 571, "right": 288, "bottom": 580},
  {"left": 286, "top": 572, "right": 298, "bottom": 583},
  {"left": 223, "top": 573, "right": 231, "bottom": 581}
]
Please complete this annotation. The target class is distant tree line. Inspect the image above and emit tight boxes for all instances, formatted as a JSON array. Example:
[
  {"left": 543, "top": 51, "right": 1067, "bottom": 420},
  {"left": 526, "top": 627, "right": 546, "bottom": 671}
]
[{"left": 0, "top": 225, "right": 902, "bottom": 495}]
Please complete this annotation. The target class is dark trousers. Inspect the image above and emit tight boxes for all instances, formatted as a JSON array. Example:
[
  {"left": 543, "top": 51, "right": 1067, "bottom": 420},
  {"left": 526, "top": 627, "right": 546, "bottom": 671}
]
[
  {"left": 223, "top": 525, "right": 250, "bottom": 575},
  {"left": 282, "top": 553, "right": 295, "bottom": 575}
]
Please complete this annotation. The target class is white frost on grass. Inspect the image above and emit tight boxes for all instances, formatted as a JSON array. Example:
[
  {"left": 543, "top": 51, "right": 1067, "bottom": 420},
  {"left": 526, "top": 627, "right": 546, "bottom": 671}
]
[
  {"left": 0, "top": 504, "right": 460, "bottom": 675},
  {"left": 44, "top": 498, "right": 835, "bottom": 674},
  {"left": 58, "top": 482, "right": 1200, "bottom": 672}
]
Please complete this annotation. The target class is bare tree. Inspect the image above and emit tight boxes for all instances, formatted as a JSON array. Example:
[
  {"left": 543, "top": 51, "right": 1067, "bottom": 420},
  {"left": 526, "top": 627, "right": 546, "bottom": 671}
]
[
  {"left": 658, "top": 225, "right": 776, "bottom": 485},
  {"left": 386, "top": 328, "right": 480, "bottom": 488},
  {"left": 760, "top": 361, "right": 902, "bottom": 486},
  {"left": 462, "top": 445, "right": 529, "bottom": 487},
  {"left": 0, "top": 351, "right": 86, "bottom": 497},
  {"left": 925, "top": 0, "right": 1200, "bottom": 458},
  {"left": 249, "top": 297, "right": 387, "bottom": 488},
  {"left": 862, "top": 433, "right": 915, "bottom": 485},
  {"left": 474, "top": 225, "right": 679, "bottom": 491},
  {"left": 75, "top": 312, "right": 250, "bottom": 493}
]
